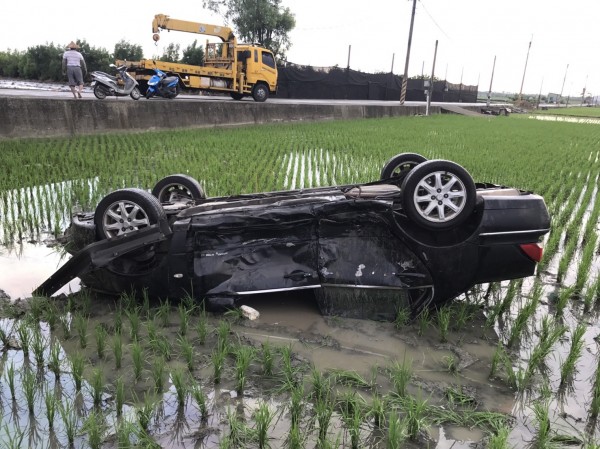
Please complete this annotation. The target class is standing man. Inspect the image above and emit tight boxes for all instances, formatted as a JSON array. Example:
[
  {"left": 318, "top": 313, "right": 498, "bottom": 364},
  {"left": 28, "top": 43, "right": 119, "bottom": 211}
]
[{"left": 62, "top": 41, "right": 87, "bottom": 99}]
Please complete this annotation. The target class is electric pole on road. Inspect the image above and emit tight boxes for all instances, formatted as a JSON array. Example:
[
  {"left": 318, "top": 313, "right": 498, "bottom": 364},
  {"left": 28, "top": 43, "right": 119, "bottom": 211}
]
[{"left": 400, "top": 0, "right": 417, "bottom": 104}]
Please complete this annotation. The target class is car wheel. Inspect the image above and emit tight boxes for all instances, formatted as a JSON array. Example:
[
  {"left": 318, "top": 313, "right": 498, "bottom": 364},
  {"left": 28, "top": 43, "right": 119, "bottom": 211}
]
[
  {"left": 93, "top": 84, "right": 107, "bottom": 100},
  {"left": 380, "top": 153, "right": 428, "bottom": 183},
  {"left": 94, "top": 188, "right": 167, "bottom": 240},
  {"left": 151, "top": 174, "right": 205, "bottom": 203},
  {"left": 130, "top": 87, "right": 141, "bottom": 100},
  {"left": 230, "top": 92, "right": 244, "bottom": 101},
  {"left": 252, "top": 83, "right": 269, "bottom": 102},
  {"left": 401, "top": 160, "right": 476, "bottom": 230}
]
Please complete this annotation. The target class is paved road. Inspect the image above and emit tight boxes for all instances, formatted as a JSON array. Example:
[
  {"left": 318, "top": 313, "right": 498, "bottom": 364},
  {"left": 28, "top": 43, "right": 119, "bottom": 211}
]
[{"left": 0, "top": 81, "right": 485, "bottom": 108}]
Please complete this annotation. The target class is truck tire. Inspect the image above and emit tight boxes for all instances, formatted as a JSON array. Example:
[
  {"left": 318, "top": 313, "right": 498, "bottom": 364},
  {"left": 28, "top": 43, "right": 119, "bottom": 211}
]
[
  {"left": 230, "top": 92, "right": 244, "bottom": 101},
  {"left": 252, "top": 83, "right": 269, "bottom": 102}
]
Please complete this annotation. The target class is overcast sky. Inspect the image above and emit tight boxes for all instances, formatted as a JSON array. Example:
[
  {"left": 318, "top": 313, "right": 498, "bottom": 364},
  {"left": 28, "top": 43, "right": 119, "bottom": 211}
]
[{"left": 2, "top": 0, "right": 598, "bottom": 96}]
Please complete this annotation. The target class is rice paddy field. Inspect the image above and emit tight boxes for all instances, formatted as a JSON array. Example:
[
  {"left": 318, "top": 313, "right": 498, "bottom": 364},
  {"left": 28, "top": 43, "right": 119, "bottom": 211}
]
[{"left": 0, "top": 113, "right": 599, "bottom": 448}]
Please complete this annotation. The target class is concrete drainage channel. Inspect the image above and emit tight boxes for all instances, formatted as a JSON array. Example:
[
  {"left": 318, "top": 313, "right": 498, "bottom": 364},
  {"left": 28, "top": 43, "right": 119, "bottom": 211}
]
[{"left": 0, "top": 96, "right": 439, "bottom": 138}]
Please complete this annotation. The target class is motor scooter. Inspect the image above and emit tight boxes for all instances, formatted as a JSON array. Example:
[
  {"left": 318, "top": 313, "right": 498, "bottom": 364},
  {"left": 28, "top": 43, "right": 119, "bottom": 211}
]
[
  {"left": 146, "top": 68, "right": 180, "bottom": 99},
  {"left": 90, "top": 64, "right": 141, "bottom": 100}
]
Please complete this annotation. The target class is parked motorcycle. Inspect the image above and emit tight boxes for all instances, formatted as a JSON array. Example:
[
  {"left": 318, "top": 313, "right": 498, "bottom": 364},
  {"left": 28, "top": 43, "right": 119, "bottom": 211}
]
[
  {"left": 90, "top": 64, "right": 141, "bottom": 100},
  {"left": 146, "top": 68, "right": 181, "bottom": 99}
]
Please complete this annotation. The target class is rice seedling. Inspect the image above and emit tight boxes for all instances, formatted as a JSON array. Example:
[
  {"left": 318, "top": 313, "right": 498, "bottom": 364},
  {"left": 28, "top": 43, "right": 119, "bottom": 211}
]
[
  {"left": 442, "top": 354, "right": 459, "bottom": 375},
  {"left": 59, "top": 313, "right": 71, "bottom": 339},
  {"left": 151, "top": 355, "right": 167, "bottom": 393},
  {"left": 315, "top": 394, "right": 334, "bottom": 444},
  {"left": 48, "top": 339, "right": 62, "bottom": 378},
  {"left": 560, "top": 323, "right": 586, "bottom": 386},
  {"left": 90, "top": 367, "right": 105, "bottom": 407},
  {"left": 389, "top": 356, "right": 412, "bottom": 398},
  {"left": 486, "top": 425, "right": 510, "bottom": 449},
  {"left": 132, "top": 340, "right": 144, "bottom": 382},
  {"left": 286, "top": 422, "right": 303, "bottom": 449},
  {"left": 507, "top": 294, "right": 539, "bottom": 348},
  {"left": 330, "top": 368, "right": 373, "bottom": 389},
  {"left": 589, "top": 355, "right": 600, "bottom": 419},
  {"left": 311, "top": 366, "right": 331, "bottom": 403},
  {"left": 288, "top": 382, "right": 305, "bottom": 428},
  {"left": 126, "top": 308, "right": 142, "bottom": 341},
  {"left": 5, "top": 362, "right": 16, "bottom": 400},
  {"left": 114, "top": 306, "right": 123, "bottom": 334},
  {"left": 116, "top": 418, "right": 136, "bottom": 449},
  {"left": 0, "top": 325, "right": 11, "bottom": 350},
  {"left": 234, "top": 344, "right": 255, "bottom": 394},
  {"left": 44, "top": 389, "right": 57, "bottom": 429},
  {"left": 70, "top": 351, "right": 85, "bottom": 391},
  {"left": 196, "top": 310, "right": 208, "bottom": 344},
  {"left": 116, "top": 376, "right": 125, "bottom": 417},
  {"left": 141, "top": 288, "right": 151, "bottom": 319},
  {"left": 436, "top": 306, "right": 452, "bottom": 343},
  {"left": 417, "top": 308, "right": 430, "bottom": 336},
  {"left": 95, "top": 324, "right": 108, "bottom": 359},
  {"left": 226, "top": 406, "right": 249, "bottom": 447},
  {"left": 178, "top": 334, "right": 195, "bottom": 371},
  {"left": 532, "top": 399, "right": 553, "bottom": 448},
  {"left": 554, "top": 286, "right": 576, "bottom": 318},
  {"left": 279, "top": 344, "right": 299, "bottom": 391},
  {"left": 1, "top": 424, "right": 25, "bottom": 449},
  {"left": 17, "top": 322, "right": 30, "bottom": 357},
  {"left": 73, "top": 313, "right": 88, "bottom": 348},
  {"left": 150, "top": 333, "right": 173, "bottom": 361},
  {"left": 156, "top": 297, "right": 171, "bottom": 327},
  {"left": 43, "top": 301, "right": 59, "bottom": 331},
  {"left": 490, "top": 341, "right": 505, "bottom": 378},
  {"left": 22, "top": 367, "right": 37, "bottom": 414},
  {"left": 367, "top": 393, "right": 385, "bottom": 427},
  {"left": 386, "top": 409, "right": 407, "bottom": 449},
  {"left": 452, "top": 300, "right": 475, "bottom": 331},
  {"left": 212, "top": 346, "right": 227, "bottom": 384},
  {"left": 217, "top": 319, "right": 231, "bottom": 353},
  {"left": 399, "top": 391, "right": 429, "bottom": 441},
  {"left": 31, "top": 326, "right": 46, "bottom": 367},
  {"left": 338, "top": 391, "right": 364, "bottom": 449},
  {"left": 254, "top": 401, "right": 276, "bottom": 449},
  {"left": 583, "top": 275, "right": 600, "bottom": 312},
  {"left": 261, "top": 340, "right": 274, "bottom": 376},
  {"left": 191, "top": 381, "right": 208, "bottom": 419},
  {"left": 179, "top": 302, "right": 191, "bottom": 336},
  {"left": 171, "top": 367, "right": 188, "bottom": 409},
  {"left": 82, "top": 409, "right": 105, "bottom": 449},
  {"left": 136, "top": 392, "right": 155, "bottom": 431},
  {"left": 113, "top": 331, "right": 123, "bottom": 369},
  {"left": 394, "top": 306, "right": 411, "bottom": 329}
]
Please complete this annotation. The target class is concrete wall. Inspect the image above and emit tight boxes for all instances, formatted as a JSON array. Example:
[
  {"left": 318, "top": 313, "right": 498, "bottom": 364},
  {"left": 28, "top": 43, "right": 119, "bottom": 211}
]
[{"left": 0, "top": 97, "right": 433, "bottom": 139}]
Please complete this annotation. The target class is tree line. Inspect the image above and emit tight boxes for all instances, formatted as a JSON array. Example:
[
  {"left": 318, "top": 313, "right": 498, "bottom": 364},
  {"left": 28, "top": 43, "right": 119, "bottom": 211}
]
[{"left": 0, "top": 39, "right": 205, "bottom": 82}]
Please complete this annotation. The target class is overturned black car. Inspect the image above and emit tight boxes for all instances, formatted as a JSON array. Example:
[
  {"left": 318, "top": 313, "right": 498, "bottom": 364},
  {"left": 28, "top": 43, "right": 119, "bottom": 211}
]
[{"left": 37, "top": 154, "right": 550, "bottom": 319}]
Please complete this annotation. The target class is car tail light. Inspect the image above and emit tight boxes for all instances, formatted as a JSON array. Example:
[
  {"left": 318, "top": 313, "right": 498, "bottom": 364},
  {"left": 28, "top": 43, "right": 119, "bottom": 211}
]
[{"left": 520, "top": 243, "right": 543, "bottom": 262}]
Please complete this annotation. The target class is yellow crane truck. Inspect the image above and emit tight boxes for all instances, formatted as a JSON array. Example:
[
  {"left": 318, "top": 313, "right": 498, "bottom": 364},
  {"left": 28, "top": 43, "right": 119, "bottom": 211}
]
[{"left": 119, "top": 14, "right": 278, "bottom": 102}]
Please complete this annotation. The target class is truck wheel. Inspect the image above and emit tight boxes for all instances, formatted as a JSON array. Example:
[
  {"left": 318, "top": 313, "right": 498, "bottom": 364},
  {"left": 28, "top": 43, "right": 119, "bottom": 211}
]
[
  {"left": 93, "top": 84, "right": 107, "bottom": 100},
  {"left": 401, "top": 160, "right": 476, "bottom": 230},
  {"left": 380, "top": 153, "right": 427, "bottom": 184},
  {"left": 94, "top": 188, "right": 167, "bottom": 240},
  {"left": 151, "top": 174, "right": 205, "bottom": 203},
  {"left": 252, "top": 83, "right": 269, "bottom": 102},
  {"left": 130, "top": 87, "right": 141, "bottom": 100},
  {"left": 230, "top": 92, "right": 244, "bottom": 101}
]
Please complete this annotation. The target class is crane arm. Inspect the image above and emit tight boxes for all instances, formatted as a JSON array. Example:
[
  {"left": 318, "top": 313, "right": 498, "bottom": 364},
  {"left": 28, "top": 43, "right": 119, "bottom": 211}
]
[{"left": 152, "top": 14, "right": 236, "bottom": 44}]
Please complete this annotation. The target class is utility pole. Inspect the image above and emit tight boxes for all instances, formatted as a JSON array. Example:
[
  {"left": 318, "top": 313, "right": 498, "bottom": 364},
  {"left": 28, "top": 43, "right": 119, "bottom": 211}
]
[
  {"left": 581, "top": 75, "right": 588, "bottom": 106},
  {"left": 391, "top": 53, "right": 395, "bottom": 73},
  {"left": 486, "top": 55, "right": 496, "bottom": 108},
  {"left": 426, "top": 40, "right": 438, "bottom": 116},
  {"left": 458, "top": 67, "right": 464, "bottom": 102},
  {"left": 536, "top": 78, "right": 544, "bottom": 109},
  {"left": 518, "top": 36, "right": 532, "bottom": 102},
  {"left": 400, "top": 0, "right": 417, "bottom": 104},
  {"left": 347, "top": 45, "right": 351, "bottom": 70},
  {"left": 559, "top": 63, "right": 569, "bottom": 106}
]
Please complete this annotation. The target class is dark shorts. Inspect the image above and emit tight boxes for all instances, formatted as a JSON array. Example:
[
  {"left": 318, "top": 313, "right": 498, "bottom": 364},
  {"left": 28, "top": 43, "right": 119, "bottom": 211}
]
[{"left": 67, "top": 66, "right": 84, "bottom": 87}]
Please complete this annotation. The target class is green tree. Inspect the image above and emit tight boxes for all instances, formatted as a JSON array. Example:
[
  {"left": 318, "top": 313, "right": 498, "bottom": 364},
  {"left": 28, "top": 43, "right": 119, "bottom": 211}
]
[
  {"left": 19, "top": 43, "right": 64, "bottom": 81},
  {"left": 160, "top": 43, "right": 180, "bottom": 63},
  {"left": 0, "top": 49, "right": 24, "bottom": 77},
  {"left": 114, "top": 39, "right": 143, "bottom": 62},
  {"left": 76, "top": 40, "right": 113, "bottom": 78},
  {"left": 203, "top": 0, "right": 295, "bottom": 61},
  {"left": 181, "top": 40, "right": 204, "bottom": 65}
]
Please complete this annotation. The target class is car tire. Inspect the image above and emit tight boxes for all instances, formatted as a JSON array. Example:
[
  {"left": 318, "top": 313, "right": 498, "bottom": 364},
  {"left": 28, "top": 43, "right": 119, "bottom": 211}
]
[
  {"left": 230, "top": 92, "right": 244, "bottom": 101},
  {"left": 252, "top": 83, "right": 269, "bottom": 102},
  {"left": 401, "top": 160, "right": 476, "bottom": 230},
  {"left": 94, "top": 188, "right": 167, "bottom": 240},
  {"left": 380, "top": 153, "right": 428, "bottom": 183},
  {"left": 151, "top": 174, "right": 205, "bottom": 203}
]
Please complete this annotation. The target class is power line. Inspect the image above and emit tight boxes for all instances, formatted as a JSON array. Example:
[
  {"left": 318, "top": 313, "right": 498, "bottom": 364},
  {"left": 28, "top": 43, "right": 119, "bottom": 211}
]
[{"left": 418, "top": 0, "right": 451, "bottom": 41}]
